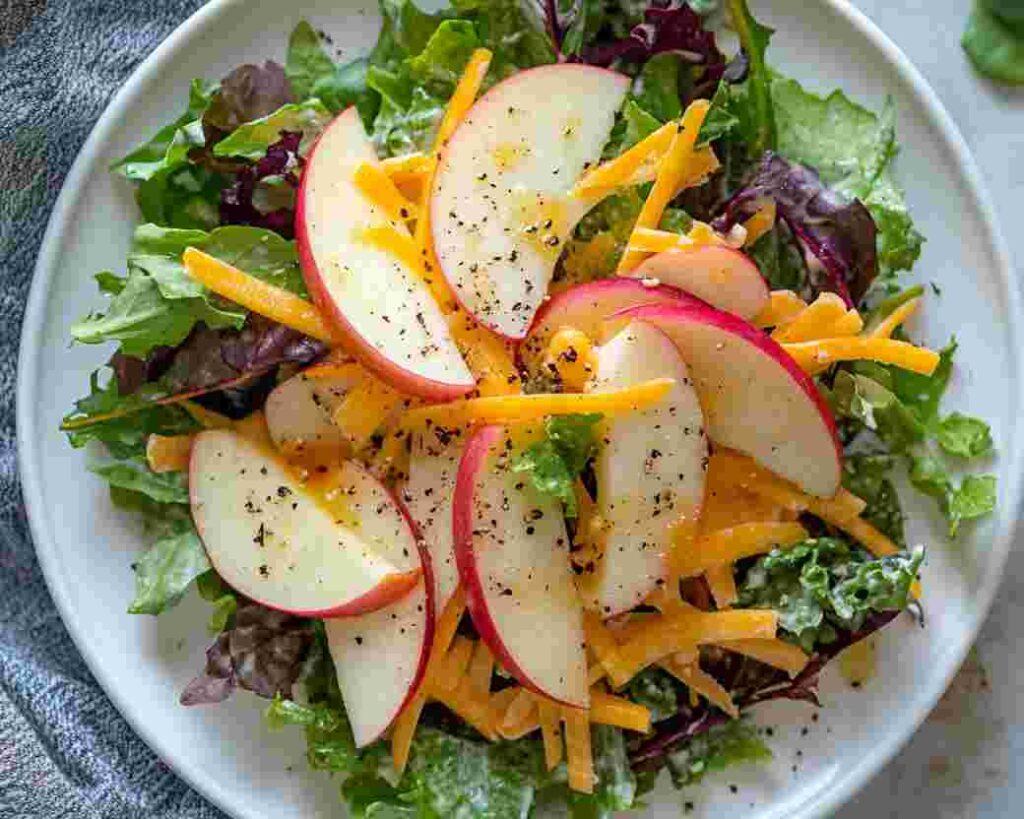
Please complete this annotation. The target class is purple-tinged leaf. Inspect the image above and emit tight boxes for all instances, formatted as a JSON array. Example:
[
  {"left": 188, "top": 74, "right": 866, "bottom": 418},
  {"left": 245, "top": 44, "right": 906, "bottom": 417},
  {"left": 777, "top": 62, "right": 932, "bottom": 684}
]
[{"left": 714, "top": 152, "right": 879, "bottom": 305}]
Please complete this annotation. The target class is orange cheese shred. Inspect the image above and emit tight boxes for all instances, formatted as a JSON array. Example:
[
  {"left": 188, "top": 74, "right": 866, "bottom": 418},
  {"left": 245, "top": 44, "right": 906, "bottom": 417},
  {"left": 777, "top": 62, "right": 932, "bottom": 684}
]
[
  {"left": 145, "top": 434, "right": 194, "bottom": 473},
  {"left": 331, "top": 374, "right": 404, "bottom": 448},
  {"left": 742, "top": 201, "right": 777, "bottom": 246},
  {"left": 783, "top": 336, "right": 940, "bottom": 376},
  {"left": 626, "top": 224, "right": 726, "bottom": 255},
  {"left": 589, "top": 689, "right": 652, "bottom": 733},
  {"left": 869, "top": 296, "right": 922, "bottom": 340},
  {"left": 772, "top": 293, "right": 850, "bottom": 343},
  {"left": 659, "top": 658, "right": 739, "bottom": 718},
  {"left": 436, "top": 49, "right": 492, "bottom": 147},
  {"left": 497, "top": 688, "right": 540, "bottom": 740},
  {"left": 704, "top": 564, "right": 739, "bottom": 609},
  {"left": 583, "top": 611, "right": 631, "bottom": 689},
  {"left": 436, "top": 636, "right": 475, "bottom": 693},
  {"left": 353, "top": 162, "right": 419, "bottom": 222},
  {"left": 392, "top": 589, "right": 465, "bottom": 773},
  {"left": 537, "top": 698, "right": 564, "bottom": 771},
  {"left": 715, "top": 638, "right": 810, "bottom": 677},
  {"left": 573, "top": 120, "right": 678, "bottom": 196},
  {"left": 753, "top": 290, "right": 808, "bottom": 329},
  {"left": 183, "top": 248, "right": 336, "bottom": 343},
  {"left": 672, "top": 521, "right": 810, "bottom": 579},
  {"left": 619, "top": 100, "right": 712, "bottom": 273},
  {"left": 402, "top": 378, "right": 674, "bottom": 429},
  {"left": 562, "top": 706, "right": 595, "bottom": 794}
]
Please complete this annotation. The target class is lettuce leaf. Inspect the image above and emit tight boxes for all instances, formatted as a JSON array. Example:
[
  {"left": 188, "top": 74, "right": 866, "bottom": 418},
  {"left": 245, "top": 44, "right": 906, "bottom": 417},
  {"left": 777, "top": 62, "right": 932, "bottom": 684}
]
[
  {"left": 962, "top": 1, "right": 1024, "bottom": 85},
  {"left": 626, "top": 668, "right": 680, "bottom": 723},
  {"left": 664, "top": 718, "right": 770, "bottom": 789},
  {"left": 213, "top": 100, "right": 332, "bottom": 160},
  {"left": 285, "top": 22, "right": 378, "bottom": 119},
  {"left": 772, "top": 77, "right": 924, "bottom": 288},
  {"left": 934, "top": 412, "right": 994, "bottom": 459},
  {"left": 736, "top": 538, "right": 924, "bottom": 652},
  {"left": 70, "top": 223, "right": 305, "bottom": 358},
  {"left": 724, "top": 0, "right": 775, "bottom": 156},
  {"left": 127, "top": 512, "right": 209, "bottom": 615},
  {"left": 567, "top": 726, "right": 636, "bottom": 818},
  {"left": 203, "top": 62, "right": 295, "bottom": 138},
  {"left": 512, "top": 414, "right": 602, "bottom": 516},
  {"left": 908, "top": 454, "right": 997, "bottom": 536},
  {"left": 842, "top": 453, "right": 906, "bottom": 547}
]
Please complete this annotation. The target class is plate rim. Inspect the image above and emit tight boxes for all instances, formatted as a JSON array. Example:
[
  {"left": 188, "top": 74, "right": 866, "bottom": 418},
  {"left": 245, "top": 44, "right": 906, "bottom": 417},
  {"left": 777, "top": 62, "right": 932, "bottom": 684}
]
[{"left": 15, "top": 1, "right": 1024, "bottom": 817}]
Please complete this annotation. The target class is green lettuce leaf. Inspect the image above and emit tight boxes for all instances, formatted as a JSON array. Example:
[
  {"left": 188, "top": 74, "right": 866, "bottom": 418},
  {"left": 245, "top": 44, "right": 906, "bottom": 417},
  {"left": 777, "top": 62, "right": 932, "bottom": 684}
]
[
  {"left": 448, "top": 0, "right": 555, "bottom": 78},
  {"left": 63, "top": 370, "right": 200, "bottom": 457},
  {"left": 626, "top": 668, "right": 680, "bottom": 723},
  {"left": 113, "top": 79, "right": 217, "bottom": 181},
  {"left": 935, "top": 412, "right": 994, "bottom": 459},
  {"left": 128, "top": 511, "right": 210, "bottom": 615},
  {"left": 286, "top": 21, "right": 379, "bottom": 120},
  {"left": 70, "top": 224, "right": 304, "bottom": 357},
  {"left": 963, "top": 1, "right": 1024, "bottom": 85},
  {"left": 512, "top": 414, "right": 602, "bottom": 516},
  {"left": 195, "top": 570, "right": 238, "bottom": 633},
  {"left": 772, "top": 77, "right": 923, "bottom": 285},
  {"left": 665, "top": 719, "right": 770, "bottom": 789},
  {"left": 842, "top": 453, "right": 906, "bottom": 547},
  {"left": 634, "top": 52, "right": 684, "bottom": 122},
  {"left": 736, "top": 538, "right": 924, "bottom": 651},
  {"left": 908, "top": 454, "right": 997, "bottom": 536},
  {"left": 91, "top": 456, "right": 189, "bottom": 504},
  {"left": 724, "top": 0, "right": 775, "bottom": 156},
  {"left": 213, "top": 100, "right": 332, "bottom": 160},
  {"left": 567, "top": 726, "right": 637, "bottom": 818}
]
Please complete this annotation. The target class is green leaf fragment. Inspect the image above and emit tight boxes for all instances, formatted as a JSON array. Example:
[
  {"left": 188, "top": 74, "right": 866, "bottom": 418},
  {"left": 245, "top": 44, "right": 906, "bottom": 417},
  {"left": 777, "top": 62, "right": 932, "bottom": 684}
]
[
  {"left": 963, "top": 1, "right": 1024, "bottom": 85},
  {"left": 935, "top": 412, "right": 994, "bottom": 459}
]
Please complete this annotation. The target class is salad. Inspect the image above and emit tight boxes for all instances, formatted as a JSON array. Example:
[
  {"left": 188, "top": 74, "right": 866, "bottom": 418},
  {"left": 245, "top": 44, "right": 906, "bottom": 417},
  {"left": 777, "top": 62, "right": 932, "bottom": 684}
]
[{"left": 62, "top": 1, "right": 999, "bottom": 815}]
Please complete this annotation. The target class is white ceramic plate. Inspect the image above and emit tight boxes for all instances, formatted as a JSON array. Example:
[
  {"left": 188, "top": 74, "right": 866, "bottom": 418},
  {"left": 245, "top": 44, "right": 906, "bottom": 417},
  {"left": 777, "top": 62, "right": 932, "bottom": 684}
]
[{"left": 16, "top": 1, "right": 1023, "bottom": 817}]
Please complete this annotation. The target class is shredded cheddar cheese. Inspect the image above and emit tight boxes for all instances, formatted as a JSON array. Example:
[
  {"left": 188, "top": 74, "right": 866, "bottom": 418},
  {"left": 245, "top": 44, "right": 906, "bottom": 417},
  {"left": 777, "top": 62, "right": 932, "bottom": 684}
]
[
  {"left": 573, "top": 120, "right": 678, "bottom": 196},
  {"left": 331, "top": 374, "right": 404, "bottom": 449},
  {"left": 182, "top": 248, "right": 336, "bottom": 343},
  {"left": 543, "top": 327, "right": 598, "bottom": 391},
  {"left": 783, "top": 336, "right": 940, "bottom": 376},
  {"left": 626, "top": 224, "right": 726, "bottom": 255},
  {"left": 589, "top": 689, "right": 652, "bottom": 733},
  {"left": 714, "top": 638, "right": 809, "bottom": 677},
  {"left": 583, "top": 611, "right": 631, "bottom": 689},
  {"left": 401, "top": 377, "right": 674, "bottom": 429},
  {"left": 496, "top": 688, "right": 540, "bottom": 740},
  {"left": 869, "top": 296, "right": 922, "bottom": 339},
  {"left": 353, "top": 162, "right": 419, "bottom": 223},
  {"left": 772, "top": 293, "right": 851, "bottom": 343},
  {"left": 562, "top": 707, "right": 595, "bottom": 793},
  {"left": 704, "top": 564, "right": 739, "bottom": 609},
  {"left": 537, "top": 698, "right": 564, "bottom": 771},
  {"left": 672, "top": 521, "right": 810, "bottom": 579},
  {"left": 145, "top": 434, "right": 193, "bottom": 473},
  {"left": 618, "top": 100, "right": 712, "bottom": 272},
  {"left": 753, "top": 290, "right": 808, "bottom": 328},
  {"left": 742, "top": 201, "right": 777, "bottom": 246},
  {"left": 391, "top": 589, "right": 466, "bottom": 773},
  {"left": 659, "top": 658, "right": 739, "bottom": 718}
]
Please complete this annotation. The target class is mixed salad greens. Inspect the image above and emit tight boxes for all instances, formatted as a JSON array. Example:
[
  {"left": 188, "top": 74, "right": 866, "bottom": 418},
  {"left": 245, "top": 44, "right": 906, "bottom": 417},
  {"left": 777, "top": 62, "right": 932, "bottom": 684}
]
[{"left": 62, "top": 1, "right": 1000, "bottom": 816}]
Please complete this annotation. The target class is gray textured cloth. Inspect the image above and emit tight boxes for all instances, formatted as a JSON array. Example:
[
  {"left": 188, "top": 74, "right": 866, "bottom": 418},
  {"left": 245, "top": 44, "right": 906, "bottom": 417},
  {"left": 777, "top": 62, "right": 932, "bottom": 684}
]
[{"left": 0, "top": 1, "right": 224, "bottom": 816}]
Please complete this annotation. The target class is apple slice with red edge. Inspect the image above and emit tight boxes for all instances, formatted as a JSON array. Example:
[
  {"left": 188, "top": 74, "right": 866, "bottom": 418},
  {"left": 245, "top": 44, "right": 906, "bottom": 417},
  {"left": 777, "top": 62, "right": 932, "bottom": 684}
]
[
  {"left": 264, "top": 362, "right": 362, "bottom": 458},
  {"left": 190, "top": 430, "right": 419, "bottom": 616},
  {"left": 431, "top": 64, "right": 630, "bottom": 340},
  {"left": 402, "top": 426, "right": 467, "bottom": 613},
  {"left": 520, "top": 277, "right": 702, "bottom": 378},
  {"left": 324, "top": 466, "right": 435, "bottom": 747},
  {"left": 611, "top": 302, "right": 842, "bottom": 497},
  {"left": 579, "top": 320, "right": 708, "bottom": 617},
  {"left": 454, "top": 425, "right": 589, "bottom": 708},
  {"left": 296, "top": 108, "right": 474, "bottom": 400},
  {"left": 627, "top": 245, "right": 769, "bottom": 321}
]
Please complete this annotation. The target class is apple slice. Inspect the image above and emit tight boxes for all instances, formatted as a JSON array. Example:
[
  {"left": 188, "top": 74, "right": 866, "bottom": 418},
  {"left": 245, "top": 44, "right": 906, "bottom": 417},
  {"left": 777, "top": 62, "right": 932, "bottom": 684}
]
[
  {"left": 296, "top": 108, "right": 474, "bottom": 400},
  {"left": 454, "top": 425, "right": 589, "bottom": 708},
  {"left": 628, "top": 245, "right": 769, "bottom": 320},
  {"left": 324, "top": 469, "right": 435, "bottom": 747},
  {"left": 190, "top": 430, "right": 418, "bottom": 616},
  {"left": 264, "top": 362, "right": 362, "bottom": 458},
  {"left": 579, "top": 320, "right": 708, "bottom": 617},
  {"left": 403, "top": 427, "right": 466, "bottom": 613},
  {"left": 431, "top": 65, "right": 630, "bottom": 340},
  {"left": 520, "top": 277, "right": 701, "bottom": 378},
  {"left": 613, "top": 303, "right": 842, "bottom": 497}
]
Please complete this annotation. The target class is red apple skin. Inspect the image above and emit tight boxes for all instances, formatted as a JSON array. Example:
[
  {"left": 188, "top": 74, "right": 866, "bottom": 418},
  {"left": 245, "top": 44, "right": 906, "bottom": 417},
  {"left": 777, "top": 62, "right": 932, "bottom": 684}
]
[
  {"left": 189, "top": 431, "right": 421, "bottom": 619},
  {"left": 295, "top": 108, "right": 475, "bottom": 402},
  {"left": 453, "top": 425, "right": 585, "bottom": 709},
  {"left": 336, "top": 517, "right": 437, "bottom": 746},
  {"left": 613, "top": 302, "right": 843, "bottom": 496},
  {"left": 519, "top": 277, "right": 704, "bottom": 375},
  {"left": 431, "top": 65, "right": 631, "bottom": 341}
]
